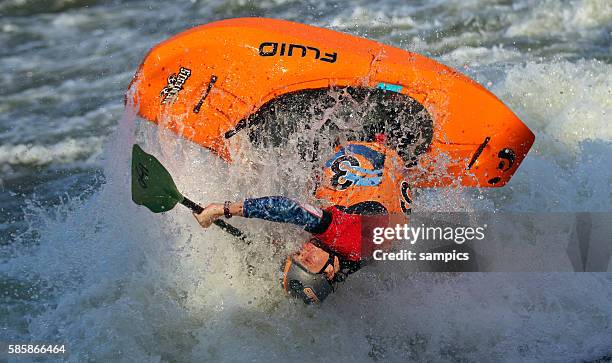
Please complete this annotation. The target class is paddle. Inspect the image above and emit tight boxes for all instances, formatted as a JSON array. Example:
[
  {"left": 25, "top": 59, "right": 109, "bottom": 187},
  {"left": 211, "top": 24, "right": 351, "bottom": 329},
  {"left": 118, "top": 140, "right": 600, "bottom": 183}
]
[{"left": 131, "top": 144, "right": 247, "bottom": 242}]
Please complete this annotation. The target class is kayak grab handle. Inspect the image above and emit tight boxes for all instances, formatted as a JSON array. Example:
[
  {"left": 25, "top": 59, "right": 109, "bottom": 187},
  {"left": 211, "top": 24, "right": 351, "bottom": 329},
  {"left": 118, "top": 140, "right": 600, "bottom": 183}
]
[{"left": 467, "top": 136, "right": 491, "bottom": 170}]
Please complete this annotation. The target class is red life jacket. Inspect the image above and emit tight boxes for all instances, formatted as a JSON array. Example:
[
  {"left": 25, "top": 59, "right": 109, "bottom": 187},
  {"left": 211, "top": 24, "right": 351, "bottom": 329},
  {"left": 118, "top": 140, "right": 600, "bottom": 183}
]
[{"left": 314, "top": 206, "right": 391, "bottom": 262}]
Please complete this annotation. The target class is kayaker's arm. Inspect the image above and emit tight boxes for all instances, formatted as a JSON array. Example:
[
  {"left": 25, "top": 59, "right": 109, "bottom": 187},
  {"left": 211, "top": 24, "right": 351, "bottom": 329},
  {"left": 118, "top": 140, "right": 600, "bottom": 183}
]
[{"left": 193, "top": 196, "right": 331, "bottom": 233}]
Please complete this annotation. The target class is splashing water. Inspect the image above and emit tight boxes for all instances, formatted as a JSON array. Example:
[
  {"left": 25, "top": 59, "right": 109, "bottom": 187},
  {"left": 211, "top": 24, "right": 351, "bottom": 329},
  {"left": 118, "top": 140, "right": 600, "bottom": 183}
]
[{"left": 1, "top": 0, "right": 611, "bottom": 361}]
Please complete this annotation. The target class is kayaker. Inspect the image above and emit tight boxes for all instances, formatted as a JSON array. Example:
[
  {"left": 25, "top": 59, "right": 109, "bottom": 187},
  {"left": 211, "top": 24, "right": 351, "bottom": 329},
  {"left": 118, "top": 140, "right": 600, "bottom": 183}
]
[{"left": 194, "top": 138, "right": 412, "bottom": 304}]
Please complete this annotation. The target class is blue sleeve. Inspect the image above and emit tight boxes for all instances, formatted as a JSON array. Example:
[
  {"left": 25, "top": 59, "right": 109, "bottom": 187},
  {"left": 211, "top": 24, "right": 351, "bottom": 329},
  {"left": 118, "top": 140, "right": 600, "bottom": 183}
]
[{"left": 243, "top": 196, "right": 328, "bottom": 233}]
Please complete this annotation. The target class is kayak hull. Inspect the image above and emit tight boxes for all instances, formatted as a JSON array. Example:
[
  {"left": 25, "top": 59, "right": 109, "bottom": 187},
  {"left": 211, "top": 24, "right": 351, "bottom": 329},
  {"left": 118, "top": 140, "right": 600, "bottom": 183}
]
[{"left": 129, "top": 17, "right": 534, "bottom": 188}]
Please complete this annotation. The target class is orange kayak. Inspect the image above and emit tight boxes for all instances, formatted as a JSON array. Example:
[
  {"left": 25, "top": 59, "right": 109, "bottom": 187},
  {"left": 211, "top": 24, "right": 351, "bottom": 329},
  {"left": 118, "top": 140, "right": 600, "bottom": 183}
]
[{"left": 128, "top": 17, "right": 534, "bottom": 188}]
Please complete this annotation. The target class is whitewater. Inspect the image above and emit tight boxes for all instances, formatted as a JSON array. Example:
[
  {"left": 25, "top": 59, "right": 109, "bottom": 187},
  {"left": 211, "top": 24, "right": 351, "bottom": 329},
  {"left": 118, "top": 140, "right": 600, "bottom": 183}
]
[{"left": 1, "top": 0, "right": 611, "bottom": 361}]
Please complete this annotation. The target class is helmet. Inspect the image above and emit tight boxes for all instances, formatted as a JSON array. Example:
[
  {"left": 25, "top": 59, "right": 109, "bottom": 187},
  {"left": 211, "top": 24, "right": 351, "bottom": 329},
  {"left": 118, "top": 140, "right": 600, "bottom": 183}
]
[
  {"left": 315, "top": 140, "right": 411, "bottom": 216},
  {"left": 281, "top": 256, "right": 335, "bottom": 304}
]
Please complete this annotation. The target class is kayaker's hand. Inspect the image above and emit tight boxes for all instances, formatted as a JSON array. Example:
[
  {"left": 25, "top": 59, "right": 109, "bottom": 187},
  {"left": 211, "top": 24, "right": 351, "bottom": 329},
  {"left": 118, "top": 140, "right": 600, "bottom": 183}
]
[{"left": 193, "top": 203, "right": 224, "bottom": 228}]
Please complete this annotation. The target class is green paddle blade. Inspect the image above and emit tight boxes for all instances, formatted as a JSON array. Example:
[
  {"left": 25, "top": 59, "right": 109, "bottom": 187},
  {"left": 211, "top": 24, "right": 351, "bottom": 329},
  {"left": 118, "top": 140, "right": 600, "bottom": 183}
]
[{"left": 131, "top": 144, "right": 184, "bottom": 213}]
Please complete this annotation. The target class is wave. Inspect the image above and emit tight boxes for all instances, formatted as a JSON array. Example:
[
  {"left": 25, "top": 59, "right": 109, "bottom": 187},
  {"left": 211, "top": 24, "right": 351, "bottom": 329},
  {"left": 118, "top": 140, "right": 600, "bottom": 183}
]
[
  {"left": 0, "top": 137, "right": 104, "bottom": 167},
  {"left": 505, "top": 0, "right": 612, "bottom": 37},
  {"left": 0, "top": 0, "right": 103, "bottom": 17}
]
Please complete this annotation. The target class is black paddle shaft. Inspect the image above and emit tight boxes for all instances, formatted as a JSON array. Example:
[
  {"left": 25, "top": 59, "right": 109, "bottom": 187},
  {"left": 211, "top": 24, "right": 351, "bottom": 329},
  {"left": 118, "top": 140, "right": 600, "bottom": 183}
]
[
  {"left": 181, "top": 197, "right": 250, "bottom": 244},
  {"left": 181, "top": 197, "right": 204, "bottom": 214}
]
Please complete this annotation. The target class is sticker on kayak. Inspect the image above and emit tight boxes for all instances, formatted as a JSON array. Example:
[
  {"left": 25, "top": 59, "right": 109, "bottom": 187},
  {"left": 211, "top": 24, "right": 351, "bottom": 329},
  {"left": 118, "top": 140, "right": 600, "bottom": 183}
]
[
  {"left": 326, "top": 145, "right": 385, "bottom": 190},
  {"left": 160, "top": 66, "right": 191, "bottom": 105},
  {"left": 376, "top": 82, "right": 403, "bottom": 93},
  {"left": 258, "top": 42, "right": 337, "bottom": 63}
]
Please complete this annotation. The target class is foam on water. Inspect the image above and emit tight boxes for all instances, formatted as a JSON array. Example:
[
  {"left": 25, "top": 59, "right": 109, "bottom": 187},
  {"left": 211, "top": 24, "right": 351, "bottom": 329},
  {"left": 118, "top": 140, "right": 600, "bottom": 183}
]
[
  {"left": 0, "top": 137, "right": 104, "bottom": 168},
  {"left": 505, "top": 0, "right": 612, "bottom": 37},
  {"left": 3, "top": 64, "right": 612, "bottom": 361},
  {"left": 440, "top": 45, "right": 523, "bottom": 66},
  {"left": 485, "top": 60, "right": 612, "bottom": 212},
  {"left": 496, "top": 60, "right": 611, "bottom": 146}
]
